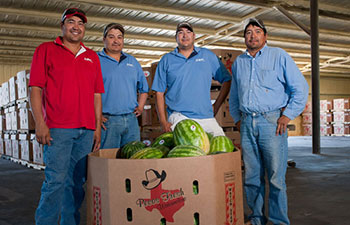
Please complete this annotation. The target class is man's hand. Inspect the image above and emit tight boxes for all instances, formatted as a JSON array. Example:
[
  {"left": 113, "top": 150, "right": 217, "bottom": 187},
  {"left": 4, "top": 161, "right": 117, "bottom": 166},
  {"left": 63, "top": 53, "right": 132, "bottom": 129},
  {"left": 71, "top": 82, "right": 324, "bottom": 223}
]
[
  {"left": 92, "top": 128, "right": 101, "bottom": 152},
  {"left": 235, "top": 121, "right": 241, "bottom": 132},
  {"left": 276, "top": 115, "right": 291, "bottom": 135},
  {"left": 101, "top": 116, "right": 108, "bottom": 130},
  {"left": 133, "top": 106, "right": 143, "bottom": 117},
  {"left": 35, "top": 121, "right": 52, "bottom": 145},
  {"left": 161, "top": 121, "right": 172, "bottom": 133}
]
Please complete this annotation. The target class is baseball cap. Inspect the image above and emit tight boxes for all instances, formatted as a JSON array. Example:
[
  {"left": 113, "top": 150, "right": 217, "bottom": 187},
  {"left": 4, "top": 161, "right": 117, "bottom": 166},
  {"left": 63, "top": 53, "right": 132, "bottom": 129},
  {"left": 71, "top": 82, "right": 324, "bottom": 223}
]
[
  {"left": 244, "top": 18, "right": 266, "bottom": 35},
  {"left": 103, "top": 23, "right": 125, "bottom": 38},
  {"left": 61, "top": 8, "right": 87, "bottom": 23},
  {"left": 176, "top": 21, "right": 193, "bottom": 33}
]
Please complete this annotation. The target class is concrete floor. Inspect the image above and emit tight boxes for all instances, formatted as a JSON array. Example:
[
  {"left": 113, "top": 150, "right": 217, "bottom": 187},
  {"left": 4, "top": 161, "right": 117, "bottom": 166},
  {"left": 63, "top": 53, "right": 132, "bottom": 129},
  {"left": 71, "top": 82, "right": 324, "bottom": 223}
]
[{"left": 0, "top": 136, "right": 349, "bottom": 225}]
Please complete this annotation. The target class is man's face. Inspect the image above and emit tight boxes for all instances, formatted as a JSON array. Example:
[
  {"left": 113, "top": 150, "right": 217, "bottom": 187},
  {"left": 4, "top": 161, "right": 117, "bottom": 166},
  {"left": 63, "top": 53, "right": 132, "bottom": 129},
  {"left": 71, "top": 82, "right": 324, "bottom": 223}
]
[
  {"left": 61, "top": 16, "right": 85, "bottom": 44},
  {"left": 244, "top": 24, "right": 267, "bottom": 52},
  {"left": 176, "top": 27, "right": 195, "bottom": 50},
  {"left": 103, "top": 28, "right": 124, "bottom": 54}
]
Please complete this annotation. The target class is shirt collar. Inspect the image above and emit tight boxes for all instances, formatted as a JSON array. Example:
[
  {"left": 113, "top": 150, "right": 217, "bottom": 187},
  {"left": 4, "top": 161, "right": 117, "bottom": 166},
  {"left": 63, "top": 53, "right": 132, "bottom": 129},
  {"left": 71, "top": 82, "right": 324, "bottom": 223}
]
[
  {"left": 98, "top": 49, "right": 127, "bottom": 62},
  {"left": 245, "top": 44, "right": 268, "bottom": 57},
  {"left": 172, "top": 46, "right": 200, "bottom": 58},
  {"left": 54, "top": 36, "right": 86, "bottom": 49}
]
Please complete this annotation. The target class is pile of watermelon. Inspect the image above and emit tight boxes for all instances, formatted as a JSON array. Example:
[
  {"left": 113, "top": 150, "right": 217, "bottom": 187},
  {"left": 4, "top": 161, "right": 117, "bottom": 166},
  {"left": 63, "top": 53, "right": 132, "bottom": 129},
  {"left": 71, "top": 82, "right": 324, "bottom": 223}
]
[{"left": 119, "top": 119, "right": 236, "bottom": 159}]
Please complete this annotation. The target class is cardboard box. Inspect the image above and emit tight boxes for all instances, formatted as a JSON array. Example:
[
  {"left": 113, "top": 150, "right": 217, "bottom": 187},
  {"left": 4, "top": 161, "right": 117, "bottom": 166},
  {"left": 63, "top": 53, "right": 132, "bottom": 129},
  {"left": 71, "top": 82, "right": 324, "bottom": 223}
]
[
  {"left": 18, "top": 102, "right": 35, "bottom": 130},
  {"left": 10, "top": 108, "right": 20, "bottom": 131},
  {"left": 5, "top": 108, "right": 11, "bottom": 131},
  {"left": 19, "top": 133, "right": 33, "bottom": 161},
  {"left": 0, "top": 115, "right": 4, "bottom": 132},
  {"left": 333, "top": 98, "right": 349, "bottom": 111},
  {"left": 143, "top": 67, "right": 153, "bottom": 92},
  {"left": 332, "top": 124, "right": 350, "bottom": 135},
  {"left": 4, "top": 134, "right": 12, "bottom": 156},
  {"left": 302, "top": 112, "right": 332, "bottom": 124},
  {"left": 303, "top": 124, "right": 332, "bottom": 136},
  {"left": 87, "top": 149, "right": 243, "bottom": 225},
  {"left": 211, "top": 49, "right": 242, "bottom": 74},
  {"left": 320, "top": 100, "right": 332, "bottom": 112},
  {"left": 302, "top": 112, "right": 312, "bottom": 124},
  {"left": 332, "top": 111, "right": 350, "bottom": 123},
  {"left": 303, "top": 100, "right": 312, "bottom": 113},
  {"left": 17, "top": 70, "right": 30, "bottom": 99},
  {"left": 211, "top": 91, "right": 235, "bottom": 127},
  {"left": 11, "top": 134, "right": 20, "bottom": 159},
  {"left": 9, "top": 76, "right": 18, "bottom": 103},
  {"left": 0, "top": 135, "right": 4, "bottom": 155},
  {"left": 30, "top": 134, "right": 44, "bottom": 165},
  {"left": 1, "top": 82, "right": 10, "bottom": 106}
]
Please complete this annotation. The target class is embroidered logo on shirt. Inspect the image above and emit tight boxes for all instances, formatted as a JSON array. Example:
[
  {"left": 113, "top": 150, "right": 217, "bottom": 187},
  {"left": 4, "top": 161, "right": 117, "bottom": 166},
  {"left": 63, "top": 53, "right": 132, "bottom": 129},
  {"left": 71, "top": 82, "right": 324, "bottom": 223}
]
[
  {"left": 195, "top": 58, "right": 205, "bottom": 62},
  {"left": 84, "top": 57, "right": 93, "bottom": 63},
  {"left": 127, "top": 63, "right": 134, "bottom": 67}
]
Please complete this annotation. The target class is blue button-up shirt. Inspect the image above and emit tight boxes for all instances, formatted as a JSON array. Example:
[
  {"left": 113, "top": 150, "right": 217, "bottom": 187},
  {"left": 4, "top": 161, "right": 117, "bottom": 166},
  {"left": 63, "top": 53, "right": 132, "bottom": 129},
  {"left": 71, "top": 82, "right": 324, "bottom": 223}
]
[
  {"left": 152, "top": 46, "right": 232, "bottom": 119},
  {"left": 229, "top": 45, "right": 308, "bottom": 123},
  {"left": 98, "top": 50, "right": 149, "bottom": 115}
]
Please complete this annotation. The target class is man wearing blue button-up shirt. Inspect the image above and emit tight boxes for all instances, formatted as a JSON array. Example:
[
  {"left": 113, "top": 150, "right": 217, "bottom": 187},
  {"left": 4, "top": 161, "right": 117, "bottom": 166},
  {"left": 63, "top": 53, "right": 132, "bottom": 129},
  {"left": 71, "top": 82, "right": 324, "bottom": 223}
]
[
  {"left": 229, "top": 18, "right": 308, "bottom": 225},
  {"left": 152, "top": 22, "right": 232, "bottom": 136},
  {"left": 98, "top": 23, "right": 149, "bottom": 148}
]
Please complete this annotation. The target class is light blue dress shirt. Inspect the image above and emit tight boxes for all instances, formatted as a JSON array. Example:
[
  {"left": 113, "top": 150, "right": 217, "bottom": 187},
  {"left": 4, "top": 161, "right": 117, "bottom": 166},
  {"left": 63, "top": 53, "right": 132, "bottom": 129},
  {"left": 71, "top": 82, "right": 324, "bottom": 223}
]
[
  {"left": 98, "top": 50, "right": 149, "bottom": 115},
  {"left": 229, "top": 45, "right": 309, "bottom": 123},
  {"left": 152, "top": 46, "right": 232, "bottom": 119}
]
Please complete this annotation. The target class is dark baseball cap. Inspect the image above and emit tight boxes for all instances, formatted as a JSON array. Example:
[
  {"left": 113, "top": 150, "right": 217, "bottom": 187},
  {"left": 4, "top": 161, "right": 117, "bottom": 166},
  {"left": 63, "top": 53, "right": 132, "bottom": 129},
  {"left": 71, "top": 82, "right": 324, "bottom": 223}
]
[
  {"left": 61, "top": 8, "right": 87, "bottom": 23},
  {"left": 176, "top": 21, "right": 193, "bottom": 33},
  {"left": 103, "top": 23, "right": 125, "bottom": 38},
  {"left": 244, "top": 18, "right": 266, "bottom": 35}
]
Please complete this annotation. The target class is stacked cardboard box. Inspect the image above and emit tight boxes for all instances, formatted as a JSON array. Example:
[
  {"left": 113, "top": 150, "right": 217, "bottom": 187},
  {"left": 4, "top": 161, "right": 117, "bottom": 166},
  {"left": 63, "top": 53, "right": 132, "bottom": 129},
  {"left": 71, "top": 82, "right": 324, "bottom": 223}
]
[
  {"left": 301, "top": 100, "right": 332, "bottom": 136},
  {"left": 332, "top": 98, "right": 350, "bottom": 135},
  {"left": 0, "top": 69, "right": 44, "bottom": 165}
]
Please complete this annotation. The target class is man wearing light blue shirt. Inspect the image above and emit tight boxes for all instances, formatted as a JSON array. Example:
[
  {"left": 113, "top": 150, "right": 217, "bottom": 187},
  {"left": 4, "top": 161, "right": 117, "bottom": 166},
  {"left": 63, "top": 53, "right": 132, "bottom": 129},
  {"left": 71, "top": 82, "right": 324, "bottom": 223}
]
[
  {"left": 229, "top": 18, "right": 308, "bottom": 225},
  {"left": 98, "top": 23, "right": 149, "bottom": 148},
  {"left": 152, "top": 21, "right": 232, "bottom": 136}
]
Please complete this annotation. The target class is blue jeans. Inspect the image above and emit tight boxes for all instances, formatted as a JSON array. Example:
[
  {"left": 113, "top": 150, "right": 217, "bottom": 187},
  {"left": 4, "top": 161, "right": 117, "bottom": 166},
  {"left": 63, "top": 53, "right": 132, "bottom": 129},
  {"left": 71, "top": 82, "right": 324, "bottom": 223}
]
[
  {"left": 240, "top": 110, "right": 289, "bottom": 225},
  {"left": 35, "top": 128, "right": 94, "bottom": 225},
  {"left": 100, "top": 113, "right": 140, "bottom": 148}
]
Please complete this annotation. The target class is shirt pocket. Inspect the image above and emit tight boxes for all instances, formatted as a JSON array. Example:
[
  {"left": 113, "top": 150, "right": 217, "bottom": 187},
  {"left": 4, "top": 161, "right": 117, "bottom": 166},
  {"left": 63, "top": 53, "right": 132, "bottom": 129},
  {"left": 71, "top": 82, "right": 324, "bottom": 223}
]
[{"left": 258, "top": 69, "right": 278, "bottom": 89}]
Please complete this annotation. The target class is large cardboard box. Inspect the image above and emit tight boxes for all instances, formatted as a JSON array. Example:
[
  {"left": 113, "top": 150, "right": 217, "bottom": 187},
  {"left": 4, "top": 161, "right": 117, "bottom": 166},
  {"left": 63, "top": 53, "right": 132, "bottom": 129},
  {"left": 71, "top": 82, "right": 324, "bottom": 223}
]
[
  {"left": 30, "top": 134, "right": 44, "bottom": 165},
  {"left": 4, "top": 133, "right": 12, "bottom": 156},
  {"left": 1, "top": 82, "right": 10, "bottom": 106},
  {"left": 18, "top": 101, "right": 35, "bottom": 130},
  {"left": 17, "top": 70, "right": 30, "bottom": 100},
  {"left": 5, "top": 108, "right": 11, "bottom": 131},
  {"left": 19, "top": 133, "right": 33, "bottom": 161},
  {"left": 9, "top": 76, "right": 18, "bottom": 103},
  {"left": 87, "top": 149, "right": 244, "bottom": 225},
  {"left": 332, "top": 111, "right": 350, "bottom": 123},
  {"left": 333, "top": 98, "right": 349, "bottom": 111},
  {"left": 0, "top": 134, "right": 4, "bottom": 155},
  {"left": 11, "top": 134, "right": 20, "bottom": 159}
]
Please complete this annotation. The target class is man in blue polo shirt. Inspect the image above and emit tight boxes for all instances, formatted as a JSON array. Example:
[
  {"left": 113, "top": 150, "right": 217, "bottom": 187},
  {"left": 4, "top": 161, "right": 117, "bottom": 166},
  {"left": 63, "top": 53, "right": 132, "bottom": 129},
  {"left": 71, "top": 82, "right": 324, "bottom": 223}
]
[
  {"left": 229, "top": 18, "right": 308, "bottom": 225},
  {"left": 98, "top": 23, "right": 149, "bottom": 148},
  {"left": 152, "top": 21, "right": 232, "bottom": 135}
]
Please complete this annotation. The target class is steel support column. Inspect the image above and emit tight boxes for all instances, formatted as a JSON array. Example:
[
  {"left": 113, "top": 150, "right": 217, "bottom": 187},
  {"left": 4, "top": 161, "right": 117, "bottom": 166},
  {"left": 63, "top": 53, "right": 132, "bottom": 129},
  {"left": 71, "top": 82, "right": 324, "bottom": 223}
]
[{"left": 311, "top": 0, "right": 320, "bottom": 154}]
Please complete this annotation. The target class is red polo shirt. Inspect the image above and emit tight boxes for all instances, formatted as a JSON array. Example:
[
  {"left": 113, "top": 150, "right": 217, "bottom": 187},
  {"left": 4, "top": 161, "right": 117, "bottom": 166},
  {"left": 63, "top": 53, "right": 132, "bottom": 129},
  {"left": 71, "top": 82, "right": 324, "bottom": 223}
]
[{"left": 29, "top": 37, "right": 104, "bottom": 130}]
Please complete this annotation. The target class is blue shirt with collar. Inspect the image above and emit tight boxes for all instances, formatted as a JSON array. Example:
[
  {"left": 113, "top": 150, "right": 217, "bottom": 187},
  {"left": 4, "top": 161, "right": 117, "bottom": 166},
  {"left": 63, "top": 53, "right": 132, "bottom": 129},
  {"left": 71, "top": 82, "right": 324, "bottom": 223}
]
[
  {"left": 152, "top": 46, "right": 232, "bottom": 119},
  {"left": 229, "top": 44, "right": 309, "bottom": 123},
  {"left": 98, "top": 49, "right": 149, "bottom": 115}
]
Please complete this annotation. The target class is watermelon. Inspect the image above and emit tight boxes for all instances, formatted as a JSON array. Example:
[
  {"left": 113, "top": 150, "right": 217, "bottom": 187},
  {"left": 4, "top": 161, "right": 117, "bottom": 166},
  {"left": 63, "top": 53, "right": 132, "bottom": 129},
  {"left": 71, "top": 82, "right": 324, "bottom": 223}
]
[
  {"left": 209, "top": 136, "right": 235, "bottom": 154},
  {"left": 154, "top": 145, "right": 171, "bottom": 157},
  {"left": 151, "top": 132, "right": 175, "bottom": 149},
  {"left": 120, "top": 141, "right": 146, "bottom": 158},
  {"left": 167, "top": 145, "right": 206, "bottom": 158},
  {"left": 130, "top": 147, "right": 164, "bottom": 159},
  {"left": 206, "top": 132, "right": 214, "bottom": 143},
  {"left": 173, "top": 119, "right": 210, "bottom": 154}
]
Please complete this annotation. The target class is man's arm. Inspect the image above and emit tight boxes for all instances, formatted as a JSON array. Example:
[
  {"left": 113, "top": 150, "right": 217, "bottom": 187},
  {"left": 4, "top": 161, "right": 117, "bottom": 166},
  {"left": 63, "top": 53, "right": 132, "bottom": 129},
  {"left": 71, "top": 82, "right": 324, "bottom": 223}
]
[
  {"left": 134, "top": 92, "right": 148, "bottom": 117},
  {"left": 93, "top": 93, "right": 102, "bottom": 152},
  {"left": 155, "top": 92, "right": 172, "bottom": 132},
  {"left": 213, "top": 80, "right": 231, "bottom": 116},
  {"left": 29, "top": 86, "right": 52, "bottom": 145}
]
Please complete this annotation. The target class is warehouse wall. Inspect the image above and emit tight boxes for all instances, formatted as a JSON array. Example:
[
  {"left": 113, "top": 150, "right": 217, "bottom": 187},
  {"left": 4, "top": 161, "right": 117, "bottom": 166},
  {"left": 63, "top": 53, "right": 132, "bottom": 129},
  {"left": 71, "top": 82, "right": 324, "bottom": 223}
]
[
  {"left": 0, "top": 64, "right": 31, "bottom": 84},
  {"left": 305, "top": 76, "right": 350, "bottom": 99}
]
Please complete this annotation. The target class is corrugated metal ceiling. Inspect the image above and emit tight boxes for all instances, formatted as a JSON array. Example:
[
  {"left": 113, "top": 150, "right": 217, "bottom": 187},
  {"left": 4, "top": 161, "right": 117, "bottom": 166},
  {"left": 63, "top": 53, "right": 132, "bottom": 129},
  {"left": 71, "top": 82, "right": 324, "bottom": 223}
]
[{"left": 0, "top": 0, "right": 349, "bottom": 77}]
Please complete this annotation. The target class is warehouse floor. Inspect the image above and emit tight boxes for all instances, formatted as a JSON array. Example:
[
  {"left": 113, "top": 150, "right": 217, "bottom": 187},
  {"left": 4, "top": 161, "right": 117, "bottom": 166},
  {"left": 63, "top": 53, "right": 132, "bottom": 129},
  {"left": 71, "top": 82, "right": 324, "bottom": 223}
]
[{"left": 0, "top": 136, "right": 349, "bottom": 225}]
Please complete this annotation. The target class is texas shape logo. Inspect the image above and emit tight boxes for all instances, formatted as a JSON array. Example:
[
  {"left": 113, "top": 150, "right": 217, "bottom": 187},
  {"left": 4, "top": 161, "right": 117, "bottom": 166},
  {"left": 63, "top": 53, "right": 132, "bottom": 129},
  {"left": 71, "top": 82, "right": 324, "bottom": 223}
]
[{"left": 136, "top": 169, "right": 185, "bottom": 222}]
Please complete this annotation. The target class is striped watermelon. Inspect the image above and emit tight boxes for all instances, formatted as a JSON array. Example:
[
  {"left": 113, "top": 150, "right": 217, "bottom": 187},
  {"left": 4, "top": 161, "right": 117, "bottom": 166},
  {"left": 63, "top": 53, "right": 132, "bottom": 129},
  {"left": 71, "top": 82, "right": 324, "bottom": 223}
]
[
  {"left": 206, "top": 132, "right": 214, "bottom": 143},
  {"left": 151, "top": 132, "right": 175, "bottom": 149},
  {"left": 167, "top": 145, "right": 206, "bottom": 158},
  {"left": 173, "top": 119, "right": 210, "bottom": 154},
  {"left": 154, "top": 145, "right": 170, "bottom": 157},
  {"left": 209, "top": 136, "right": 235, "bottom": 154},
  {"left": 120, "top": 141, "right": 146, "bottom": 158},
  {"left": 130, "top": 147, "right": 164, "bottom": 159}
]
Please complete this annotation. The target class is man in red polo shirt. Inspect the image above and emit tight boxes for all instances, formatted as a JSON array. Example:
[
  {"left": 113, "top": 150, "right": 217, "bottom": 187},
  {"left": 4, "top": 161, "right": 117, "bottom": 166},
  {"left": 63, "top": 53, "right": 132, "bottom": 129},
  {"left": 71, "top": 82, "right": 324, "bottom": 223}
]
[{"left": 29, "top": 8, "right": 104, "bottom": 225}]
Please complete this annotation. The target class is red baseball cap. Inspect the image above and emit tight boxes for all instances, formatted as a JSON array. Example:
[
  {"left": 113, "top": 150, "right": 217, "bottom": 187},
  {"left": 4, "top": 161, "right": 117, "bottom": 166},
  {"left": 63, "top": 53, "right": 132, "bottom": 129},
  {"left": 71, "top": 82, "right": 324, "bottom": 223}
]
[{"left": 61, "top": 8, "right": 87, "bottom": 23}]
